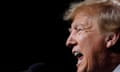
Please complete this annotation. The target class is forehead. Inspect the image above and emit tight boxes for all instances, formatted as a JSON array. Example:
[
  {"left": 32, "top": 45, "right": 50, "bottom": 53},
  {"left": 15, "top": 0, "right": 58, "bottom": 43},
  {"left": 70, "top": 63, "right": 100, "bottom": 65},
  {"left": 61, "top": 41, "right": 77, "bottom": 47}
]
[
  {"left": 71, "top": 13, "right": 95, "bottom": 27},
  {"left": 71, "top": 3, "right": 102, "bottom": 27}
]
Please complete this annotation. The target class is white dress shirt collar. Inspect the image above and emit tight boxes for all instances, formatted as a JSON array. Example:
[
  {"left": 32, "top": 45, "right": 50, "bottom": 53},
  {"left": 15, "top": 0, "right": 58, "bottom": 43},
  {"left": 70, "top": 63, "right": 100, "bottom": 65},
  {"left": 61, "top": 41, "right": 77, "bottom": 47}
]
[{"left": 113, "top": 64, "right": 120, "bottom": 72}]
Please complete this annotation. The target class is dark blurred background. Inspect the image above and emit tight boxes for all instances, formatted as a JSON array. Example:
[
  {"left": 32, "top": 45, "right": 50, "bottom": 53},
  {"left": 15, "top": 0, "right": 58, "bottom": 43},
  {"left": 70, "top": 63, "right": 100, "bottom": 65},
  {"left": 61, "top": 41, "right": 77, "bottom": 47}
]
[{"left": 3, "top": 0, "right": 83, "bottom": 72}]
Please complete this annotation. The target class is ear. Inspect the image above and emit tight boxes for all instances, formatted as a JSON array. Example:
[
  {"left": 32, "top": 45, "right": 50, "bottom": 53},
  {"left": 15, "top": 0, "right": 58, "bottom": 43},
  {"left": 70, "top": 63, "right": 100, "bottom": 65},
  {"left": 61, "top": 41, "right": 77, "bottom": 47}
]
[{"left": 105, "top": 33, "right": 120, "bottom": 48}]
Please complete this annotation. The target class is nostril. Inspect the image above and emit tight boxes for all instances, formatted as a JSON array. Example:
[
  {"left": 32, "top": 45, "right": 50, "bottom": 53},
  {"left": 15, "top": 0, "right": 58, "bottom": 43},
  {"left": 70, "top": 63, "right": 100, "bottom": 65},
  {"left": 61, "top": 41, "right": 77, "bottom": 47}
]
[{"left": 66, "top": 40, "right": 77, "bottom": 49}]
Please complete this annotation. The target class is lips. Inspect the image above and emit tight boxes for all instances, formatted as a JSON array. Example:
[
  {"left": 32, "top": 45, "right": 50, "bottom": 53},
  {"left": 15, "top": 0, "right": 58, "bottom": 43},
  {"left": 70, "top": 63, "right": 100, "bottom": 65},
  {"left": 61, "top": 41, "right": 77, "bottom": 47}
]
[
  {"left": 77, "top": 56, "right": 84, "bottom": 66},
  {"left": 73, "top": 52, "right": 84, "bottom": 66}
]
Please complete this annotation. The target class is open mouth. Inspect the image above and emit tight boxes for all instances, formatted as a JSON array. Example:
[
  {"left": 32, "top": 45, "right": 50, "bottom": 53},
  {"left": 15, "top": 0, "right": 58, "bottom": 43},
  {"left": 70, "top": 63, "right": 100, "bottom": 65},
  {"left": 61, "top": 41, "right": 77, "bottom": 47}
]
[{"left": 74, "top": 52, "right": 84, "bottom": 66}]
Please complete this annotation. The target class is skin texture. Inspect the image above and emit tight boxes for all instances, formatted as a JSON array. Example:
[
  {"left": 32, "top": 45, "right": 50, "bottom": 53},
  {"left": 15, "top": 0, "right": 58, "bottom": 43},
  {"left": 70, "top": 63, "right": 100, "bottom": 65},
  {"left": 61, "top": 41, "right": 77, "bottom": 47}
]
[{"left": 66, "top": 12, "right": 120, "bottom": 72}]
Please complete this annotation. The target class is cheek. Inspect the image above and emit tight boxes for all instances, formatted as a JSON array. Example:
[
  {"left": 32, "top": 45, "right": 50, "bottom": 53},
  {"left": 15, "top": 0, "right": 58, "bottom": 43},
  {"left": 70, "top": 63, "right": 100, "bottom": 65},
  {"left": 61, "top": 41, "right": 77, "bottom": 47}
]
[
  {"left": 76, "top": 32, "right": 96, "bottom": 52},
  {"left": 77, "top": 32, "right": 105, "bottom": 56},
  {"left": 76, "top": 33, "right": 99, "bottom": 72}
]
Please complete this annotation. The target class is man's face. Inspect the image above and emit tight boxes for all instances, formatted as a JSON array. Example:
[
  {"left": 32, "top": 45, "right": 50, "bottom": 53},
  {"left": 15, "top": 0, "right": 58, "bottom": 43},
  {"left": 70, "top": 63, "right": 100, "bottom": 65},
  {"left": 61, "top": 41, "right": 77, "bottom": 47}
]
[{"left": 66, "top": 13, "right": 109, "bottom": 72}]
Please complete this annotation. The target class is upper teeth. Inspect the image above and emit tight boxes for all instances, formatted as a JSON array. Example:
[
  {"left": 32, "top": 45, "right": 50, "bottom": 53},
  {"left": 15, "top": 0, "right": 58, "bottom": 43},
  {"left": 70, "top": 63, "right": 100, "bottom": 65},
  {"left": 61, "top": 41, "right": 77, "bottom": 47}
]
[{"left": 74, "top": 52, "right": 80, "bottom": 57}]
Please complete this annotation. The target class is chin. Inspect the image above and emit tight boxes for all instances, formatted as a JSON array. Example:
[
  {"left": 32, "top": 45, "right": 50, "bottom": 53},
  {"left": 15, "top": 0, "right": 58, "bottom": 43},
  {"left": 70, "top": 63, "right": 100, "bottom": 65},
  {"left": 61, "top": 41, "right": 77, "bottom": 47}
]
[
  {"left": 77, "top": 58, "right": 88, "bottom": 72},
  {"left": 77, "top": 55, "right": 97, "bottom": 72}
]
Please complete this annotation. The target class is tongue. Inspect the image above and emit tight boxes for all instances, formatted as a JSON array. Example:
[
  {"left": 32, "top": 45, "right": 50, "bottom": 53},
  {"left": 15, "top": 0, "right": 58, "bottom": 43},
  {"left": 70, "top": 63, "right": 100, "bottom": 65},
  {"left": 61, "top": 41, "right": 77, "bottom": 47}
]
[
  {"left": 77, "top": 56, "right": 83, "bottom": 66},
  {"left": 79, "top": 56, "right": 83, "bottom": 60}
]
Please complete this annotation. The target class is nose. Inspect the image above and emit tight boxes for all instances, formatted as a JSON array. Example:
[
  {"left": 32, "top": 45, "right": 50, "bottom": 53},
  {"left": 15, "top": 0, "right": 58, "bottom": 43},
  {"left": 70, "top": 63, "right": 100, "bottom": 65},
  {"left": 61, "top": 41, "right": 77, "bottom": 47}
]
[{"left": 66, "top": 33, "right": 77, "bottom": 47}]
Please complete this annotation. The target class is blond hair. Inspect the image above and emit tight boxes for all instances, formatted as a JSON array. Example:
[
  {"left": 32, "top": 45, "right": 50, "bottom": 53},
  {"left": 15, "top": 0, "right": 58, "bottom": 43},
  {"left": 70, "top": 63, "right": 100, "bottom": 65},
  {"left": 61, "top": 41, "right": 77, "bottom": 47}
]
[{"left": 64, "top": 0, "right": 120, "bottom": 33}]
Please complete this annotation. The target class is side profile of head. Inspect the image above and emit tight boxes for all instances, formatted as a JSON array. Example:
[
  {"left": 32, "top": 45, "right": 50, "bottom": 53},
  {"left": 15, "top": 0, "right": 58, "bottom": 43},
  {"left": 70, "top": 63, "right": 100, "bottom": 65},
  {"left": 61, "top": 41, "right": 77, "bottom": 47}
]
[{"left": 64, "top": 0, "right": 120, "bottom": 72}]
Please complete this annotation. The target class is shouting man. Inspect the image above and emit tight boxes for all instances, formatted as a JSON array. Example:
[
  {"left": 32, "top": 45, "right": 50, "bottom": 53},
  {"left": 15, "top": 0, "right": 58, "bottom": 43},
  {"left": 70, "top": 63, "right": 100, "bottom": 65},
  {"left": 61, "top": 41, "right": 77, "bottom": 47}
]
[{"left": 64, "top": 0, "right": 120, "bottom": 72}]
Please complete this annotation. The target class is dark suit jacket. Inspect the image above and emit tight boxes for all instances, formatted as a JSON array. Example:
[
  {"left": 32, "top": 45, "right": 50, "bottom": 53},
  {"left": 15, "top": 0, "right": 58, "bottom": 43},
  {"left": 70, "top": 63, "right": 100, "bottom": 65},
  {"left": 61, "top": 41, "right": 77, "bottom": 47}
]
[{"left": 22, "top": 63, "right": 49, "bottom": 72}]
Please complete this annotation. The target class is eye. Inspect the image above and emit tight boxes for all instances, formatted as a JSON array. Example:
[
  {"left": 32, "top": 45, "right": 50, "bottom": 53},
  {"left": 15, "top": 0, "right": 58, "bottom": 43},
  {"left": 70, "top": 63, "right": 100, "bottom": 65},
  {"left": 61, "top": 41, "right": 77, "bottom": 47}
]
[
  {"left": 68, "top": 26, "right": 84, "bottom": 33},
  {"left": 75, "top": 26, "right": 83, "bottom": 32},
  {"left": 77, "top": 28, "right": 82, "bottom": 31}
]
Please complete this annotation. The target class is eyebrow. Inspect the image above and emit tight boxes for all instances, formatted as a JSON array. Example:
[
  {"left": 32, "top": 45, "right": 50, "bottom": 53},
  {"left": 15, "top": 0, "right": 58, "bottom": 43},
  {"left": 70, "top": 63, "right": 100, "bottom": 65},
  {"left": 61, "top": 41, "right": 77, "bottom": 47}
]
[
  {"left": 71, "top": 22, "right": 93, "bottom": 31},
  {"left": 72, "top": 22, "right": 87, "bottom": 28}
]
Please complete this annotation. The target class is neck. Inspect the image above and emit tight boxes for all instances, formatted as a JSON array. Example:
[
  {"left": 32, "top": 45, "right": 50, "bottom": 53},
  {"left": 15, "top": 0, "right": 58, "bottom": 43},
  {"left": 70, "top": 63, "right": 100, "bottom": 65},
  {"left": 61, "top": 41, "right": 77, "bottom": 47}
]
[
  {"left": 97, "top": 52, "right": 120, "bottom": 72},
  {"left": 106, "top": 52, "right": 120, "bottom": 72}
]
